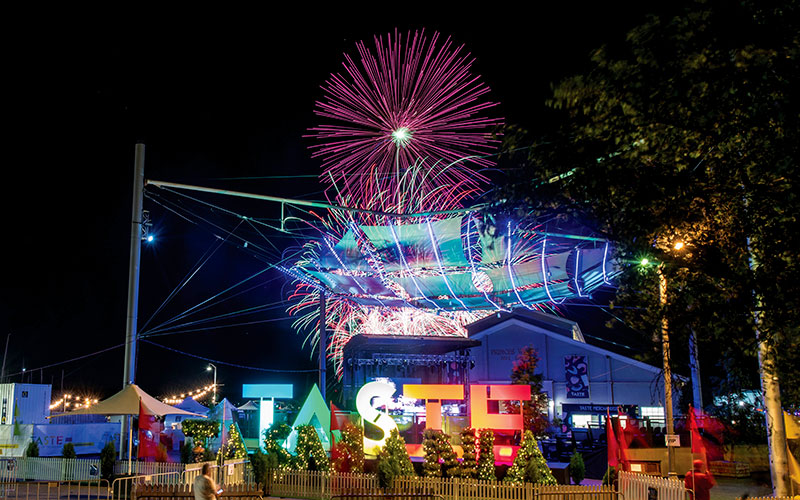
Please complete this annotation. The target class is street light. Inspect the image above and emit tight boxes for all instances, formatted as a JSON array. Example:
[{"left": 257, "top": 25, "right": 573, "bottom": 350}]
[{"left": 206, "top": 363, "right": 217, "bottom": 405}]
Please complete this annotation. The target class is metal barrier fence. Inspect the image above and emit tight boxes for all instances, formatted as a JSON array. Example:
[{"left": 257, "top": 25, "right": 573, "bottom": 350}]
[
  {"left": 112, "top": 472, "right": 182, "bottom": 500},
  {"left": 618, "top": 471, "right": 686, "bottom": 500},
  {"left": 0, "top": 480, "right": 109, "bottom": 500},
  {"left": 182, "top": 460, "right": 249, "bottom": 487},
  {"left": 267, "top": 469, "right": 622, "bottom": 500},
  {"left": 0, "top": 457, "right": 101, "bottom": 482},
  {"left": 115, "top": 461, "right": 186, "bottom": 477},
  {"left": 132, "top": 483, "right": 262, "bottom": 500}
]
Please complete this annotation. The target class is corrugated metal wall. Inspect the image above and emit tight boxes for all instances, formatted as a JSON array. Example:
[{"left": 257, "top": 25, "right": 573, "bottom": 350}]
[{"left": 0, "top": 383, "right": 51, "bottom": 425}]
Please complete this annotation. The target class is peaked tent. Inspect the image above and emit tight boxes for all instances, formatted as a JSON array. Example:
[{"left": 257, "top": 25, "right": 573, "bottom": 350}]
[
  {"left": 174, "top": 397, "right": 209, "bottom": 416},
  {"left": 49, "top": 384, "right": 206, "bottom": 418}
]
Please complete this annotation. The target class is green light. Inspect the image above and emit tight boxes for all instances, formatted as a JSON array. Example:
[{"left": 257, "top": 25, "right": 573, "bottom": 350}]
[
  {"left": 640, "top": 258, "right": 650, "bottom": 266},
  {"left": 391, "top": 127, "right": 412, "bottom": 148}
]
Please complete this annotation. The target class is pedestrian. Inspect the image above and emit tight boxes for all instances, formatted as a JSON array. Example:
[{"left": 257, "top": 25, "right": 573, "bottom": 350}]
[
  {"left": 193, "top": 463, "right": 222, "bottom": 500},
  {"left": 685, "top": 459, "right": 715, "bottom": 500}
]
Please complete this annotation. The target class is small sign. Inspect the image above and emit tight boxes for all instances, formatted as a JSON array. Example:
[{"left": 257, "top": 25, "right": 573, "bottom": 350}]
[
  {"left": 630, "top": 463, "right": 643, "bottom": 472},
  {"left": 144, "top": 475, "right": 152, "bottom": 482},
  {"left": 228, "top": 464, "right": 234, "bottom": 476},
  {"left": 666, "top": 434, "right": 681, "bottom": 447}
]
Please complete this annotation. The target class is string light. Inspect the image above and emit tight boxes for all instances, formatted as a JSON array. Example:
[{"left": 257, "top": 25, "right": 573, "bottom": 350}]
[
  {"left": 50, "top": 393, "right": 100, "bottom": 411},
  {"left": 161, "top": 383, "right": 217, "bottom": 405}
]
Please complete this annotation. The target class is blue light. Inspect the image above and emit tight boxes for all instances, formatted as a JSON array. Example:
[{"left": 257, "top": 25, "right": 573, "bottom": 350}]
[{"left": 146, "top": 235, "right": 154, "bottom": 243}]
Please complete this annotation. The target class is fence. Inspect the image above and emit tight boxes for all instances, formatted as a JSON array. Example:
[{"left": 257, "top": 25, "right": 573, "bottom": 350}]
[
  {"left": 112, "top": 471, "right": 183, "bottom": 500},
  {"left": 0, "top": 457, "right": 101, "bottom": 482},
  {"left": 182, "top": 459, "right": 249, "bottom": 486},
  {"left": 0, "top": 479, "right": 109, "bottom": 500},
  {"left": 267, "top": 469, "right": 620, "bottom": 500},
  {"left": 132, "top": 483, "right": 262, "bottom": 500},
  {"left": 618, "top": 471, "right": 686, "bottom": 500},
  {"left": 115, "top": 461, "right": 186, "bottom": 476}
]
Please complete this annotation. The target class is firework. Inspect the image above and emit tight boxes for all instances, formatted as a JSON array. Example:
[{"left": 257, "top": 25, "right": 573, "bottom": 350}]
[{"left": 308, "top": 29, "right": 502, "bottom": 211}]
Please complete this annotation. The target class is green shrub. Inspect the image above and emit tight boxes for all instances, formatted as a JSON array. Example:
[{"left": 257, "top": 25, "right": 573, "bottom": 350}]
[
  {"left": 477, "top": 429, "right": 496, "bottom": 481},
  {"left": 602, "top": 466, "right": 617, "bottom": 486},
  {"left": 377, "top": 429, "right": 415, "bottom": 488},
  {"left": 569, "top": 451, "right": 585, "bottom": 485},
  {"left": 25, "top": 441, "right": 39, "bottom": 457},
  {"left": 62, "top": 442, "right": 77, "bottom": 458},
  {"left": 100, "top": 442, "right": 116, "bottom": 479},
  {"left": 250, "top": 449, "right": 269, "bottom": 489}
]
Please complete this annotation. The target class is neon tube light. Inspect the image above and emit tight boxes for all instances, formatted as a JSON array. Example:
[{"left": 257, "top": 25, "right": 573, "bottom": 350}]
[
  {"left": 541, "top": 238, "right": 566, "bottom": 304},
  {"left": 466, "top": 213, "right": 506, "bottom": 311},
  {"left": 574, "top": 248, "right": 586, "bottom": 297},
  {"left": 426, "top": 218, "right": 469, "bottom": 311},
  {"left": 507, "top": 222, "right": 535, "bottom": 310},
  {"left": 388, "top": 222, "right": 443, "bottom": 311}
]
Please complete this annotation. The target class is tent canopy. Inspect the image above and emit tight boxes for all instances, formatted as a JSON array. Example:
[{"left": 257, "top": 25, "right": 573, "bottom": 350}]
[
  {"left": 49, "top": 384, "right": 206, "bottom": 418},
  {"left": 174, "top": 396, "right": 209, "bottom": 416}
]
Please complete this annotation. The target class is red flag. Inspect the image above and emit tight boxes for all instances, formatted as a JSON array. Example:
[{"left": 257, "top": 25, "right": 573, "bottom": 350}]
[
  {"left": 137, "top": 400, "right": 160, "bottom": 461},
  {"left": 687, "top": 405, "right": 707, "bottom": 461},
  {"left": 330, "top": 402, "right": 347, "bottom": 432},
  {"left": 606, "top": 410, "right": 619, "bottom": 467},
  {"left": 616, "top": 409, "right": 630, "bottom": 470}
]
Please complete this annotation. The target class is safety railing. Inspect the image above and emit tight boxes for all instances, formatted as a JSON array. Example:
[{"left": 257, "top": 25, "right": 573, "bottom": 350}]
[
  {"left": 0, "top": 457, "right": 101, "bottom": 482},
  {"left": 0, "top": 479, "right": 109, "bottom": 500},
  {"left": 115, "top": 461, "right": 186, "bottom": 477},
  {"left": 182, "top": 460, "right": 249, "bottom": 486},
  {"left": 111, "top": 471, "right": 182, "bottom": 500},
  {"left": 132, "top": 483, "right": 262, "bottom": 500}
]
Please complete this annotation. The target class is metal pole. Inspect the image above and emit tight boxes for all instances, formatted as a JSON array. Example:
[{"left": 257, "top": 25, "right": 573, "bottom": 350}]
[
  {"left": 213, "top": 366, "right": 217, "bottom": 406},
  {"left": 0, "top": 334, "right": 9, "bottom": 383},
  {"left": 122, "top": 143, "right": 145, "bottom": 465},
  {"left": 689, "top": 327, "right": 703, "bottom": 410},
  {"left": 658, "top": 265, "right": 676, "bottom": 477},
  {"left": 318, "top": 292, "right": 326, "bottom": 402}
]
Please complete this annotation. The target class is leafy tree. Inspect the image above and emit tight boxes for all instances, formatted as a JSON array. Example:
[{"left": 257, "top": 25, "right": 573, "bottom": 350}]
[
  {"left": 182, "top": 419, "right": 220, "bottom": 449},
  {"left": 510, "top": 346, "right": 549, "bottom": 437},
  {"left": 25, "top": 440, "right": 39, "bottom": 457},
  {"left": 505, "top": 430, "right": 556, "bottom": 485},
  {"left": 62, "top": 442, "right": 77, "bottom": 458},
  {"left": 499, "top": 0, "right": 800, "bottom": 409},
  {"left": 263, "top": 423, "right": 293, "bottom": 469},
  {"left": 226, "top": 423, "right": 247, "bottom": 459},
  {"left": 180, "top": 440, "right": 194, "bottom": 464},
  {"left": 477, "top": 429, "right": 496, "bottom": 481},
  {"left": 250, "top": 449, "right": 269, "bottom": 489},
  {"left": 460, "top": 427, "right": 478, "bottom": 478},
  {"left": 332, "top": 422, "right": 365, "bottom": 473},
  {"left": 377, "top": 429, "right": 415, "bottom": 488},
  {"left": 569, "top": 450, "right": 586, "bottom": 485},
  {"left": 100, "top": 442, "right": 115, "bottom": 480}
]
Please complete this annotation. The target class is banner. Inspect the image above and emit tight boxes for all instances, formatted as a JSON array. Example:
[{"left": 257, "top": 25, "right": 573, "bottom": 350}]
[
  {"left": 32, "top": 424, "right": 119, "bottom": 456},
  {"left": 0, "top": 424, "right": 33, "bottom": 457},
  {"left": 565, "top": 355, "right": 590, "bottom": 398}
]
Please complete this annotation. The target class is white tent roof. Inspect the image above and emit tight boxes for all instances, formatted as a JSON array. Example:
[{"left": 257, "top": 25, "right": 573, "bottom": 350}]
[{"left": 50, "top": 384, "right": 206, "bottom": 418}]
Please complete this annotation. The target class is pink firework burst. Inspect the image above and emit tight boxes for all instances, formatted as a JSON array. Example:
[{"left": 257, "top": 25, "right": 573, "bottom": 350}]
[{"left": 308, "top": 29, "right": 502, "bottom": 207}]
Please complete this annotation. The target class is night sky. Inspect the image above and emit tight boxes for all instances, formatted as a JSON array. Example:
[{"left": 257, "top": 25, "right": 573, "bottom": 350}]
[{"left": 3, "top": 6, "right": 683, "bottom": 406}]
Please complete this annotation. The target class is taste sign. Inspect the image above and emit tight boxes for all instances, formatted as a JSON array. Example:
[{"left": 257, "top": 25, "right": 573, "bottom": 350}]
[{"left": 356, "top": 382, "right": 531, "bottom": 454}]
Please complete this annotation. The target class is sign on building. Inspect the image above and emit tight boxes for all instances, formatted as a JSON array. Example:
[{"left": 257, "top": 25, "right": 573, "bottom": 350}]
[{"left": 565, "top": 355, "right": 590, "bottom": 398}]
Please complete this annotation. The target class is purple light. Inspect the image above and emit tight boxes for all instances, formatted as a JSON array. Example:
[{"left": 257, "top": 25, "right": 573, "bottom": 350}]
[
  {"left": 574, "top": 248, "right": 586, "bottom": 297},
  {"left": 466, "top": 213, "right": 505, "bottom": 311},
  {"left": 602, "top": 241, "right": 610, "bottom": 284},
  {"left": 507, "top": 221, "right": 536, "bottom": 310},
  {"left": 426, "top": 218, "right": 469, "bottom": 311},
  {"left": 389, "top": 221, "right": 442, "bottom": 311},
  {"left": 541, "top": 238, "right": 566, "bottom": 305},
  {"left": 308, "top": 29, "right": 502, "bottom": 207}
]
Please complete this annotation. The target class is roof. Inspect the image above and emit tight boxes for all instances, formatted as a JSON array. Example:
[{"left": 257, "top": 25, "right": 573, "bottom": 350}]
[
  {"left": 344, "top": 334, "right": 480, "bottom": 357},
  {"left": 467, "top": 309, "right": 585, "bottom": 342},
  {"left": 237, "top": 401, "right": 259, "bottom": 411},
  {"left": 174, "top": 396, "right": 209, "bottom": 415},
  {"left": 49, "top": 384, "right": 206, "bottom": 418},
  {"left": 466, "top": 312, "right": 677, "bottom": 378}
]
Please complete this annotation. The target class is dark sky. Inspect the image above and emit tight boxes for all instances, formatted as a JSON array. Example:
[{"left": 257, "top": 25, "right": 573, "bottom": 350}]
[{"left": 3, "top": 6, "right": 683, "bottom": 406}]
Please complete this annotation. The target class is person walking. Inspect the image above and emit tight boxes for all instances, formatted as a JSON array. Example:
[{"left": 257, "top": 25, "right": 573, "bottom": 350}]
[
  {"left": 193, "top": 463, "right": 221, "bottom": 500},
  {"left": 685, "top": 459, "right": 715, "bottom": 500}
]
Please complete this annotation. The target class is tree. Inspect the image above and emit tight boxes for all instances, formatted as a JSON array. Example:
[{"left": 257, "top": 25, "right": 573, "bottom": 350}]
[
  {"left": 182, "top": 419, "right": 220, "bottom": 450},
  {"left": 460, "top": 427, "right": 478, "bottom": 478},
  {"left": 499, "top": 0, "right": 800, "bottom": 409},
  {"left": 62, "top": 442, "right": 76, "bottom": 458},
  {"left": 292, "top": 425, "right": 330, "bottom": 471},
  {"left": 25, "top": 441, "right": 39, "bottom": 457},
  {"left": 510, "top": 346, "right": 549, "bottom": 437},
  {"left": 263, "top": 423, "right": 293, "bottom": 469},
  {"left": 569, "top": 451, "right": 585, "bottom": 485},
  {"left": 476, "top": 429, "right": 496, "bottom": 481},
  {"left": 422, "top": 429, "right": 461, "bottom": 478},
  {"left": 225, "top": 423, "right": 247, "bottom": 459},
  {"left": 505, "top": 430, "right": 556, "bottom": 485},
  {"left": 100, "top": 442, "right": 115, "bottom": 480},
  {"left": 377, "top": 429, "right": 415, "bottom": 488},
  {"left": 332, "top": 422, "right": 365, "bottom": 473}
]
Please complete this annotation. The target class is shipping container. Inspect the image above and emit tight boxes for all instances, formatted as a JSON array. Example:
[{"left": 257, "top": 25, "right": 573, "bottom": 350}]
[{"left": 0, "top": 384, "right": 51, "bottom": 425}]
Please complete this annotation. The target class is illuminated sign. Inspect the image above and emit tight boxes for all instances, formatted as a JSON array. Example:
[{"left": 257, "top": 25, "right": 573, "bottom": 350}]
[
  {"left": 242, "top": 384, "right": 293, "bottom": 451},
  {"left": 356, "top": 381, "right": 399, "bottom": 455}
]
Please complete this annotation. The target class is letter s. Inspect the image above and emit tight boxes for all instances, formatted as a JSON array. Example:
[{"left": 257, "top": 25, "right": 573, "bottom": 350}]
[{"left": 355, "top": 381, "right": 398, "bottom": 455}]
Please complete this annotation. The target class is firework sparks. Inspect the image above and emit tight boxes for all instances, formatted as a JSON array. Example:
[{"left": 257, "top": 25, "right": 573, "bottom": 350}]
[{"left": 308, "top": 29, "right": 502, "bottom": 211}]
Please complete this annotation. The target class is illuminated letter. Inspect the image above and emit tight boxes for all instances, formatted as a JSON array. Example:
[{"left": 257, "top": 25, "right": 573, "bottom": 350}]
[
  {"left": 470, "top": 384, "right": 531, "bottom": 432},
  {"left": 403, "top": 384, "right": 464, "bottom": 430},
  {"left": 356, "top": 381, "right": 398, "bottom": 455},
  {"left": 242, "top": 384, "right": 293, "bottom": 451},
  {"left": 285, "top": 384, "right": 331, "bottom": 452}
]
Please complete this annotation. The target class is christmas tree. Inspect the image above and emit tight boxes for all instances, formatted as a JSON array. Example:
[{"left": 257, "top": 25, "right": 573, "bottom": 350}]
[
  {"left": 460, "top": 427, "right": 478, "bottom": 478},
  {"left": 226, "top": 423, "right": 247, "bottom": 459},
  {"left": 422, "top": 429, "right": 443, "bottom": 477},
  {"left": 477, "top": 429, "right": 496, "bottom": 481},
  {"left": 377, "top": 429, "right": 415, "bottom": 488},
  {"left": 505, "top": 430, "right": 556, "bottom": 485},
  {"left": 439, "top": 432, "right": 461, "bottom": 478},
  {"left": 293, "top": 425, "right": 330, "bottom": 471},
  {"left": 332, "top": 422, "right": 365, "bottom": 473},
  {"left": 263, "top": 423, "right": 293, "bottom": 469},
  {"left": 510, "top": 346, "right": 549, "bottom": 437}
]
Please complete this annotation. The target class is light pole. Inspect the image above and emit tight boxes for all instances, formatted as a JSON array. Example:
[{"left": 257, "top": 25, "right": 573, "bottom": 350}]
[
  {"left": 657, "top": 263, "right": 677, "bottom": 477},
  {"left": 207, "top": 363, "right": 217, "bottom": 405}
]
